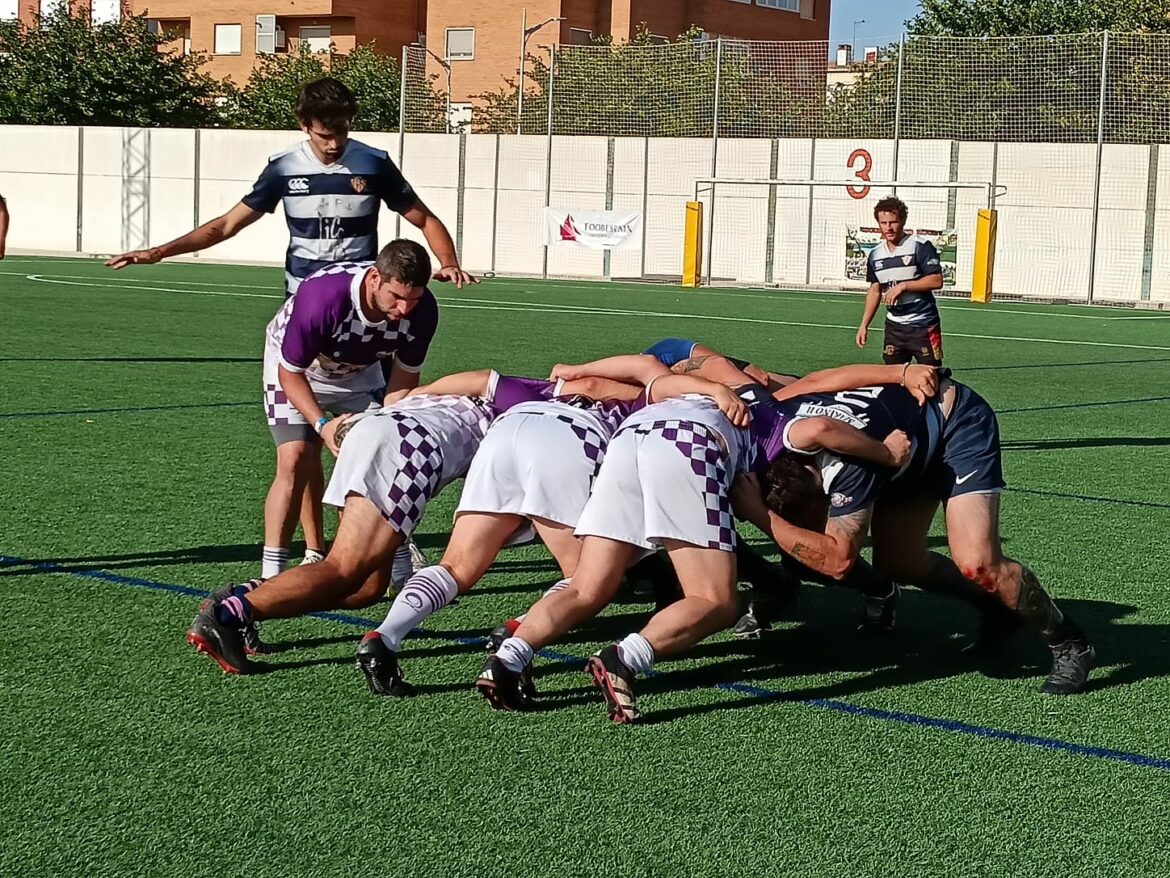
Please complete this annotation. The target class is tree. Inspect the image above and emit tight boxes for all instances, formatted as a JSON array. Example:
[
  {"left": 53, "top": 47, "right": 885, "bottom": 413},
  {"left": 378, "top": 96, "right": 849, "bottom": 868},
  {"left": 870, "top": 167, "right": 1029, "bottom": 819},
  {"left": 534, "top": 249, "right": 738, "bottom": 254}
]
[
  {"left": 225, "top": 41, "right": 441, "bottom": 131},
  {"left": 910, "top": 0, "right": 1170, "bottom": 36},
  {"left": 0, "top": 9, "right": 227, "bottom": 126}
]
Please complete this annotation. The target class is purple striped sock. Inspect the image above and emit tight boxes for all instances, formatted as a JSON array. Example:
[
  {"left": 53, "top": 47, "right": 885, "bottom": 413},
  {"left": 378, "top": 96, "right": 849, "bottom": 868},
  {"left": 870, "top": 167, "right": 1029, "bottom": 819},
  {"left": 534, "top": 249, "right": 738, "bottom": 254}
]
[
  {"left": 376, "top": 565, "right": 459, "bottom": 651},
  {"left": 215, "top": 595, "right": 253, "bottom": 627}
]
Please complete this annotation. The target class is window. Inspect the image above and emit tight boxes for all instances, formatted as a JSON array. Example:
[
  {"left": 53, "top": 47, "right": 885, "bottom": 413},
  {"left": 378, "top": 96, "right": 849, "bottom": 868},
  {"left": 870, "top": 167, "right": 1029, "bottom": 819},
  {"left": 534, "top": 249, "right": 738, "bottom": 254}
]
[
  {"left": 728, "top": 0, "right": 750, "bottom": 4},
  {"left": 445, "top": 27, "right": 474, "bottom": 60},
  {"left": 757, "top": 0, "right": 799, "bottom": 10},
  {"left": 90, "top": 0, "right": 119, "bottom": 24},
  {"left": 214, "top": 23, "right": 242, "bottom": 55},
  {"left": 299, "top": 26, "right": 331, "bottom": 53},
  {"left": 569, "top": 28, "right": 592, "bottom": 45},
  {"left": 646, "top": 34, "right": 668, "bottom": 44}
]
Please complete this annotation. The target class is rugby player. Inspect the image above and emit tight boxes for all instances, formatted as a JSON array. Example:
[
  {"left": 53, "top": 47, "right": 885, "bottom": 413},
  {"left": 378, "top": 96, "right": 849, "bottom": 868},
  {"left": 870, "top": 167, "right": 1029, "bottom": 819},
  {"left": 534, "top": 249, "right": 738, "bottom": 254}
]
[
  {"left": 356, "top": 368, "right": 750, "bottom": 697},
  {"left": 731, "top": 374, "right": 1096, "bottom": 695},
  {"left": 259, "top": 241, "right": 436, "bottom": 580},
  {"left": 106, "top": 78, "right": 472, "bottom": 570},
  {"left": 855, "top": 196, "right": 946, "bottom": 366},
  {"left": 478, "top": 355, "right": 916, "bottom": 721}
]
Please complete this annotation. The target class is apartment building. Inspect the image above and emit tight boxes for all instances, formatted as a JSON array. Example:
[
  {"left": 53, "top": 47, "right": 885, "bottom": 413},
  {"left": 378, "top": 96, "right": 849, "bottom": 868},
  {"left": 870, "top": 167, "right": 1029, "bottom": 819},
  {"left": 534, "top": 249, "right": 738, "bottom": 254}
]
[{"left": 6, "top": 0, "right": 830, "bottom": 112}]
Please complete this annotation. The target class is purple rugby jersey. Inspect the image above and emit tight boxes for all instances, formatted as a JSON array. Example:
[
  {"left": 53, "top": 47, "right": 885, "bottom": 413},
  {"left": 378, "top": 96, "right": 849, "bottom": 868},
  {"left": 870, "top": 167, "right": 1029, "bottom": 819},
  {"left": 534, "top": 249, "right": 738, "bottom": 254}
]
[
  {"left": 266, "top": 261, "right": 438, "bottom": 384},
  {"left": 486, "top": 371, "right": 646, "bottom": 438}
]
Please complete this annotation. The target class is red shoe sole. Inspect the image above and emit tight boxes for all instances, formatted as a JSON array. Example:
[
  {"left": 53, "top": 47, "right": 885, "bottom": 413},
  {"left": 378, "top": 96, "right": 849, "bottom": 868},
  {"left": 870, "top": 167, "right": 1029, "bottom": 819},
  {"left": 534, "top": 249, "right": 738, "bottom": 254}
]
[{"left": 187, "top": 631, "right": 244, "bottom": 675}]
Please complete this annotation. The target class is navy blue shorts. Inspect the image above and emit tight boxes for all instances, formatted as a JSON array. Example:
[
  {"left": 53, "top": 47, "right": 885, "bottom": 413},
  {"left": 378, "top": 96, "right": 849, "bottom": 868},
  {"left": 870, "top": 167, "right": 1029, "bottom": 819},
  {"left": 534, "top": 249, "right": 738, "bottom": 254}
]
[{"left": 926, "top": 382, "right": 1005, "bottom": 499}]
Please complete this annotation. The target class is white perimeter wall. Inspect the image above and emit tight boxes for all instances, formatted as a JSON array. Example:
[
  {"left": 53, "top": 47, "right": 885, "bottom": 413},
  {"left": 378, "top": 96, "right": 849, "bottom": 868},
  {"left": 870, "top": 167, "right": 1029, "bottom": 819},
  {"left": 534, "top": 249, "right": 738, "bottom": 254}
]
[{"left": 0, "top": 125, "right": 1165, "bottom": 303}]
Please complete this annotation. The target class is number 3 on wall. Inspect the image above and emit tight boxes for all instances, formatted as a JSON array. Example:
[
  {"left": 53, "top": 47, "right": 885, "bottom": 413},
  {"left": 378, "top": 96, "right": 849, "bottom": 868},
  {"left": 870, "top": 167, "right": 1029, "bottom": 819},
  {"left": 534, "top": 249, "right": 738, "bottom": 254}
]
[{"left": 847, "top": 148, "right": 872, "bottom": 200}]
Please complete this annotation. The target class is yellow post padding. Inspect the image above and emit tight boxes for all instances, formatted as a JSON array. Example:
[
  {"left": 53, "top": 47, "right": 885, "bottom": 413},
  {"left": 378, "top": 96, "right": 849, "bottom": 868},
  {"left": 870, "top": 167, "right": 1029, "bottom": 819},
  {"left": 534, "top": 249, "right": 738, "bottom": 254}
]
[
  {"left": 682, "top": 201, "right": 703, "bottom": 288},
  {"left": 971, "top": 208, "right": 998, "bottom": 303}
]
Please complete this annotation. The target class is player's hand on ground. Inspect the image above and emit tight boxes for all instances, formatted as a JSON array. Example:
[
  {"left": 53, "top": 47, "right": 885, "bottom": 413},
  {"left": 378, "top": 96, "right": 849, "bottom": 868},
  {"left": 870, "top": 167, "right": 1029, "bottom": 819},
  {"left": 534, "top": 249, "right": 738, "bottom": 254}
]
[
  {"left": 883, "top": 283, "right": 906, "bottom": 306},
  {"left": 730, "top": 472, "right": 769, "bottom": 527},
  {"left": 321, "top": 414, "right": 351, "bottom": 457},
  {"left": 855, "top": 326, "right": 868, "bottom": 348},
  {"left": 105, "top": 248, "right": 161, "bottom": 269},
  {"left": 710, "top": 384, "right": 750, "bottom": 428},
  {"left": 882, "top": 429, "right": 911, "bottom": 468},
  {"left": 383, "top": 388, "right": 411, "bottom": 406},
  {"left": 903, "top": 364, "right": 939, "bottom": 405},
  {"left": 432, "top": 265, "right": 478, "bottom": 288}
]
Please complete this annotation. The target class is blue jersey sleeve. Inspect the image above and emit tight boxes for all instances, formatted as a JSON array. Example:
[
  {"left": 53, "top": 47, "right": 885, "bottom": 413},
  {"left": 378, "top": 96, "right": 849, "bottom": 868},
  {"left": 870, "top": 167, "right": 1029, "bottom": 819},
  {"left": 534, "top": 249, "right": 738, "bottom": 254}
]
[
  {"left": 824, "top": 459, "right": 889, "bottom": 517},
  {"left": 865, "top": 252, "right": 879, "bottom": 284},
  {"left": 916, "top": 239, "right": 943, "bottom": 277},
  {"left": 377, "top": 155, "right": 417, "bottom": 213},
  {"left": 241, "top": 159, "right": 284, "bottom": 214}
]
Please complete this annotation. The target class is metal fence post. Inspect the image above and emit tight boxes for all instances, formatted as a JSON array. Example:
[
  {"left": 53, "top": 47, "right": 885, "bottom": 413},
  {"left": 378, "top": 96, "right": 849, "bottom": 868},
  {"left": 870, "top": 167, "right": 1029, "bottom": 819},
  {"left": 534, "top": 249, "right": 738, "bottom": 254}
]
[
  {"left": 75, "top": 127, "right": 84, "bottom": 253},
  {"left": 396, "top": 45, "right": 408, "bottom": 239},
  {"left": 542, "top": 43, "right": 556, "bottom": 280},
  {"left": 640, "top": 136, "right": 649, "bottom": 280},
  {"left": 1087, "top": 30, "right": 1109, "bottom": 305},
  {"left": 892, "top": 32, "right": 905, "bottom": 190},
  {"left": 705, "top": 37, "right": 723, "bottom": 286}
]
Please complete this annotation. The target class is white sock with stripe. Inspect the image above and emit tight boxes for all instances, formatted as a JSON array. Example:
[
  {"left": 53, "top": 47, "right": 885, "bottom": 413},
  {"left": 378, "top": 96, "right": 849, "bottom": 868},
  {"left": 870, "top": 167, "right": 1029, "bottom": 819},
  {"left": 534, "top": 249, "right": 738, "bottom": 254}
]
[
  {"left": 376, "top": 565, "right": 459, "bottom": 651},
  {"left": 261, "top": 546, "right": 289, "bottom": 580}
]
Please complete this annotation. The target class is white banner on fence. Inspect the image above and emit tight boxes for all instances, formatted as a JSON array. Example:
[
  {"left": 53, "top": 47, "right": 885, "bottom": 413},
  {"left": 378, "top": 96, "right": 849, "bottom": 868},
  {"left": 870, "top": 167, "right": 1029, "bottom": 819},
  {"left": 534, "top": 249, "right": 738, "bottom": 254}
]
[{"left": 543, "top": 208, "right": 642, "bottom": 250}]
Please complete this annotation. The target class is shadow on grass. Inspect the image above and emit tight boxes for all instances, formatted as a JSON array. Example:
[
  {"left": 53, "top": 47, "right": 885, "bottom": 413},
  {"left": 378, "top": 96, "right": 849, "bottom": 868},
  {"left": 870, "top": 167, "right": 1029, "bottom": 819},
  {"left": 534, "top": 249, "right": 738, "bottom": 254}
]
[{"left": 521, "top": 588, "right": 1153, "bottom": 724}]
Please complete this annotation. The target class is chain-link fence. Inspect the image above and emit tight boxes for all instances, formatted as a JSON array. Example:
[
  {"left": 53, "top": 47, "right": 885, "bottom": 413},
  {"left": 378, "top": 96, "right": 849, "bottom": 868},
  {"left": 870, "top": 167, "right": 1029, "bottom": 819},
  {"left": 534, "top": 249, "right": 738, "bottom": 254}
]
[{"left": 392, "top": 32, "right": 1170, "bottom": 304}]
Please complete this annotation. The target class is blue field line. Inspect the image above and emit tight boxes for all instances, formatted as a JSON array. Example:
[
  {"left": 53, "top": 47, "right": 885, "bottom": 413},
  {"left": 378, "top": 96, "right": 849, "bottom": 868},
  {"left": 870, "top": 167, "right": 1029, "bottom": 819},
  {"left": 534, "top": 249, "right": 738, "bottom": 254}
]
[
  {"left": 0, "top": 401, "right": 254, "bottom": 419},
  {"left": 4, "top": 553, "right": 1168, "bottom": 773},
  {"left": 998, "top": 395, "right": 1170, "bottom": 414}
]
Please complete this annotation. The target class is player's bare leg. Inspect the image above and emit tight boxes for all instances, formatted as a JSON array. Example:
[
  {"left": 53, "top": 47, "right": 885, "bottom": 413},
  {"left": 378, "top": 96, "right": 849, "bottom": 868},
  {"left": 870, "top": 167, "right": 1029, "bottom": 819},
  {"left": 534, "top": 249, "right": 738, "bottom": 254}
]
[
  {"left": 487, "top": 518, "right": 583, "bottom": 650},
  {"left": 189, "top": 494, "right": 400, "bottom": 674},
  {"left": 479, "top": 536, "right": 634, "bottom": 711},
  {"left": 297, "top": 451, "right": 328, "bottom": 561},
  {"left": 261, "top": 438, "right": 319, "bottom": 578},
  {"left": 587, "top": 541, "right": 737, "bottom": 723},
  {"left": 944, "top": 493, "right": 1094, "bottom": 694},
  {"left": 357, "top": 512, "right": 521, "bottom": 696}
]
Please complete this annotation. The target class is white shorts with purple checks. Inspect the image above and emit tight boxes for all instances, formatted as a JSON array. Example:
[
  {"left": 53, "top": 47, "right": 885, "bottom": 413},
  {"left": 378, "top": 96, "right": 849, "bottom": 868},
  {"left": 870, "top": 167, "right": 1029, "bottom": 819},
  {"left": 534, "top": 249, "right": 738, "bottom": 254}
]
[
  {"left": 262, "top": 347, "right": 383, "bottom": 443},
  {"left": 322, "top": 411, "right": 445, "bottom": 535},
  {"left": 575, "top": 418, "right": 737, "bottom": 552},
  {"left": 457, "top": 409, "right": 607, "bottom": 527}
]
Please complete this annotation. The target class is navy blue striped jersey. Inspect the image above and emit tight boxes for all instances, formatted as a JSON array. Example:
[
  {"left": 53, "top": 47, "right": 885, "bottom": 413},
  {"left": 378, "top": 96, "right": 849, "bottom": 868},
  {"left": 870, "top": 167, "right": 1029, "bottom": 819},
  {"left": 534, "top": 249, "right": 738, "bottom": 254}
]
[
  {"left": 242, "top": 139, "right": 416, "bottom": 296},
  {"left": 736, "top": 383, "right": 942, "bottom": 517},
  {"left": 866, "top": 234, "right": 943, "bottom": 326}
]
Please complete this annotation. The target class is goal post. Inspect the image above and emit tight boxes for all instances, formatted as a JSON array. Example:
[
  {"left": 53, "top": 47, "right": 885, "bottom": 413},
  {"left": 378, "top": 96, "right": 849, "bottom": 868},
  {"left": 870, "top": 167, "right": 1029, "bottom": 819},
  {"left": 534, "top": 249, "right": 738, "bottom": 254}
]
[{"left": 690, "top": 177, "right": 1004, "bottom": 300}]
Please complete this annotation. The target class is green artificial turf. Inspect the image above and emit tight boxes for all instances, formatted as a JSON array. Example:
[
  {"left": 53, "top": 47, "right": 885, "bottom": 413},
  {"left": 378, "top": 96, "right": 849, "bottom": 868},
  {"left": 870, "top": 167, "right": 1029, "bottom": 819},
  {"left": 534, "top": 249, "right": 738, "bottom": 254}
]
[{"left": 2, "top": 256, "right": 1169, "bottom": 878}]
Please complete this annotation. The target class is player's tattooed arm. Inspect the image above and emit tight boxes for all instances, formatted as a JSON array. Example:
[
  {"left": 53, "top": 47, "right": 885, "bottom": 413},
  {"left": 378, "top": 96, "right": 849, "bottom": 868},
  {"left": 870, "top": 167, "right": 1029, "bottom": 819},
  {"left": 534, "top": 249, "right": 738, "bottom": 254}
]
[
  {"left": 772, "top": 364, "right": 939, "bottom": 406},
  {"left": 786, "top": 418, "right": 911, "bottom": 468},
  {"left": 730, "top": 473, "right": 867, "bottom": 579},
  {"left": 671, "top": 354, "right": 759, "bottom": 389}
]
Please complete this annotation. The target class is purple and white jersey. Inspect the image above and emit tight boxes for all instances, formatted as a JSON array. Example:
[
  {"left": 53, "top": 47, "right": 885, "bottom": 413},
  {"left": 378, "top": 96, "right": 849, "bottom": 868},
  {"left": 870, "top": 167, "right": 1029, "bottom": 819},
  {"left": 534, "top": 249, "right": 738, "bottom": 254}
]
[
  {"left": 381, "top": 394, "right": 495, "bottom": 489},
  {"left": 485, "top": 372, "right": 564, "bottom": 413},
  {"left": 485, "top": 371, "right": 647, "bottom": 440},
  {"left": 265, "top": 261, "right": 438, "bottom": 385},
  {"left": 615, "top": 395, "right": 754, "bottom": 475}
]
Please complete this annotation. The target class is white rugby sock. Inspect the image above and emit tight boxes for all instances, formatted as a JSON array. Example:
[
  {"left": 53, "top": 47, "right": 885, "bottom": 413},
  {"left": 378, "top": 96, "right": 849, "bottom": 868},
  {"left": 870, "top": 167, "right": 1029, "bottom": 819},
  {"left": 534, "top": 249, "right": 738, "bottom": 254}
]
[
  {"left": 261, "top": 546, "right": 289, "bottom": 580},
  {"left": 616, "top": 632, "right": 655, "bottom": 676},
  {"left": 376, "top": 565, "right": 459, "bottom": 652},
  {"left": 512, "top": 578, "right": 571, "bottom": 626},
  {"left": 495, "top": 636, "right": 534, "bottom": 672}
]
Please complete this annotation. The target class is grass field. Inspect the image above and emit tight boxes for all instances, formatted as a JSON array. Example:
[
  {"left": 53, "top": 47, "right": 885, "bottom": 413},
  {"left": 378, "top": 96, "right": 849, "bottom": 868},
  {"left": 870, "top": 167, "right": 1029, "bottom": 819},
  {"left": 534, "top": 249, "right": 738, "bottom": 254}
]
[{"left": 2, "top": 255, "right": 1170, "bottom": 878}]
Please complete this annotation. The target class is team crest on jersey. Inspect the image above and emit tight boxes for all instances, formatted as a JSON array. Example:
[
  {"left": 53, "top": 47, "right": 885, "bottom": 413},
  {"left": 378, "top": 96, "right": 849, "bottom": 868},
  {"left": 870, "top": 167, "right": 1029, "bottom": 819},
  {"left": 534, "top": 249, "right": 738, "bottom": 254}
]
[
  {"left": 902, "top": 255, "right": 914, "bottom": 266},
  {"left": 350, "top": 176, "right": 368, "bottom": 193},
  {"left": 830, "top": 492, "right": 853, "bottom": 508}
]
